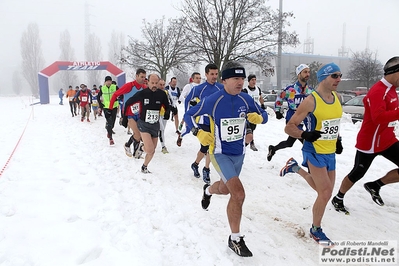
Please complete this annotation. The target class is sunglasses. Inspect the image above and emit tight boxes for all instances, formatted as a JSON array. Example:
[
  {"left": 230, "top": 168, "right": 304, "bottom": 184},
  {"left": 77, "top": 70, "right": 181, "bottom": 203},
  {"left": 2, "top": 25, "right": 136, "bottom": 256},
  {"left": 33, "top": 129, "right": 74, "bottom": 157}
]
[{"left": 330, "top": 73, "right": 343, "bottom": 79}]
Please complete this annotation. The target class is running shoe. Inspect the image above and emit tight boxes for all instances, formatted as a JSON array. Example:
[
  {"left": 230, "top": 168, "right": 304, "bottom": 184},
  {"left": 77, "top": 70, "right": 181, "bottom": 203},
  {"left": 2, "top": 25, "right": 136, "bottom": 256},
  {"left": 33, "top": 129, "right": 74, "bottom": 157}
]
[
  {"left": 161, "top": 147, "right": 169, "bottom": 154},
  {"left": 309, "top": 227, "right": 334, "bottom": 247},
  {"left": 202, "top": 167, "right": 210, "bottom": 184},
  {"left": 331, "top": 197, "right": 350, "bottom": 215},
  {"left": 267, "top": 145, "right": 275, "bottom": 161},
  {"left": 201, "top": 184, "right": 212, "bottom": 210},
  {"left": 364, "top": 182, "right": 384, "bottom": 206},
  {"left": 191, "top": 163, "right": 200, "bottom": 178},
  {"left": 141, "top": 165, "right": 151, "bottom": 173},
  {"left": 250, "top": 143, "right": 258, "bottom": 151},
  {"left": 176, "top": 135, "right": 182, "bottom": 147},
  {"left": 124, "top": 143, "right": 132, "bottom": 157},
  {"left": 279, "top": 157, "right": 298, "bottom": 177},
  {"left": 228, "top": 236, "right": 253, "bottom": 257}
]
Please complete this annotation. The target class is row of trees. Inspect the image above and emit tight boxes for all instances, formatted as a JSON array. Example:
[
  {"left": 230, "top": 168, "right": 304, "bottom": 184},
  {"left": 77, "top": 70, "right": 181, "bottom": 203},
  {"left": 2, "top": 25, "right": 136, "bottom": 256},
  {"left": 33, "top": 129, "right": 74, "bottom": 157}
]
[
  {"left": 120, "top": 0, "right": 299, "bottom": 80},
  {"left": 18, "top": 0, "right": 385, "bottom": 96}
]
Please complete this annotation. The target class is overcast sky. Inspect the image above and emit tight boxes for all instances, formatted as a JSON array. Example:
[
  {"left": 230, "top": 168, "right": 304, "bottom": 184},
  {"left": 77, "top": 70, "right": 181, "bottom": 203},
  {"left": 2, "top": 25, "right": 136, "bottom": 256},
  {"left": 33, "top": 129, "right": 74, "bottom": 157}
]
[{"left": 0, "top": 0, "right": 398, "bottom": 92}]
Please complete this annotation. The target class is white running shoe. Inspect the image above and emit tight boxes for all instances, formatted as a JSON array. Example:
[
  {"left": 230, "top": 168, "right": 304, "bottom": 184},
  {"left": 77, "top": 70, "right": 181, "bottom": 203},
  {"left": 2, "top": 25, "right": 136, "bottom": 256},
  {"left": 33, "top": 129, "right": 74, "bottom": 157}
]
[{"left": 124, "top": 143, "right": 132, "bottom": 157}]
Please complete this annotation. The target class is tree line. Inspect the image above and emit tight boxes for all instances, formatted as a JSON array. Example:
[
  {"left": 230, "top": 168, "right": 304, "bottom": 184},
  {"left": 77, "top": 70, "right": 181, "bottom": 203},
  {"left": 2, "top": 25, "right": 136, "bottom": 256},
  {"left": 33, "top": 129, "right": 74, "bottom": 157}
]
[{"left": 18, "top": 0, "right": 383, "bottom": 96}]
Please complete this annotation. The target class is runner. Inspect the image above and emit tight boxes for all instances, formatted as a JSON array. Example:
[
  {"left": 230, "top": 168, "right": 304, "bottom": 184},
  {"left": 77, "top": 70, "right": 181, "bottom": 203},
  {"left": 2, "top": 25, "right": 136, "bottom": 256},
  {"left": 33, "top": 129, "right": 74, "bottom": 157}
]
[
  {"left": 65, "top": 85, "right": 77, "bottom": 117},
  {"left": 75, "top": 85, "right": 92, "bottom": 122},
  {"left": 267, "top": 64, "right": 313, "bottom": 161},
  {"left": 331, "top": 56, "right": 399, "bottom": 213},
  {"left": 109, "top": 69, "right": 147, "bottom": 157},
  {"left": 98, "top": 76, "right": 118, "bottom": 145},
  {"left": 184, "top": 61, "right": 268, "bottom": 257},
  {"left": 124, "top": 74, "right": 170, "bottom": 173},
  {"left": 183, "top": 63, "right": 224, "bottom": 183},
  {"left": 242, "top": 74, "right": 266, "bottom": 151},
  {"left": 279, "top": 63, "right": 342, "bottom": 247}
]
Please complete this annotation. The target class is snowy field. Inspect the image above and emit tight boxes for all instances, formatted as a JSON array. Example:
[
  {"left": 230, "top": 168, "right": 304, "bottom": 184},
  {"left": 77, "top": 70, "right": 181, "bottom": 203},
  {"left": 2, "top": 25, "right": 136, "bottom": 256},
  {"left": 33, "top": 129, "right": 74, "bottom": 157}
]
[{"left": 0, "top": 95, "right": 398, "bottom": 266}]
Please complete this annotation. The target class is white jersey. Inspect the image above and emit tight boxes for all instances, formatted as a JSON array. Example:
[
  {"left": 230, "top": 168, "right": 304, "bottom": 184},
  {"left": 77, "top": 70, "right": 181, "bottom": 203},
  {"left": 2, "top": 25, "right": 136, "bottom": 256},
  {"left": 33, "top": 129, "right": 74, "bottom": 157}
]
[
  {"left": 165, "top": 85, "right": 180, "bottom": 107},
  {"left": 243, "top": 86, "right": 262, "bottom": 105},
  {"left": 179, "top": 82, "right": 200, "bottom": 102}
]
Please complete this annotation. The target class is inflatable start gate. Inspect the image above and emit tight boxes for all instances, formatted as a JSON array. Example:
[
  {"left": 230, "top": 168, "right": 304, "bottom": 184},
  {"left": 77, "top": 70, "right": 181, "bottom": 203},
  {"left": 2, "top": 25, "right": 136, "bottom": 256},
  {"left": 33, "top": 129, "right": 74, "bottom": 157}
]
[{"left": 38, "top": 61, "right": 126, "bottom": 104}]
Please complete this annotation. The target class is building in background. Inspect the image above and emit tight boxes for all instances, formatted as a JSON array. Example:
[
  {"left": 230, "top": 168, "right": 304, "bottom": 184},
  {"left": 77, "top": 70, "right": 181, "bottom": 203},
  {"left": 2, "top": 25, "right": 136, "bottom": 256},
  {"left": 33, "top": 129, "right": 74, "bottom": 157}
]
[{"left": 243, "top": 53, "right": 361, "bottom": 93}]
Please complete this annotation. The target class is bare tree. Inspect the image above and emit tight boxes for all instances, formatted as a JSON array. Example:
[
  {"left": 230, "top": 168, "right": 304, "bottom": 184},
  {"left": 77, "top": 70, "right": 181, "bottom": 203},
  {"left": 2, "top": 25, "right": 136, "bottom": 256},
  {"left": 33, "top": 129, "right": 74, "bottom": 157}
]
[
  {"left": 12, "top": 70, "right": 23, "bottom": 95},
  {"left": 172, "top": 69, "right": 191, "bottom": 88},
  {"left": 291, "top": 61, "right": 323, "bottom": 88},
  {"left": 85, "top": 33, "right": 103, "bottom": 87},
  {"left": 59, "top": 30, "right": 78, "bottom": 89},
  {"left": 179, "top": 0, "right": 299, "bottom": 75},
  {"left": 122, "top": 17, "right": 193, "bottom": 80},
  {"left": 348, "top": 50, "right": 383, "bottom": 90},
  {"left": 109, "top": 30, "right": 125, "bottom": 67},
  {"left": 20, "top": 23, "right": 45, "bottom": 96}
]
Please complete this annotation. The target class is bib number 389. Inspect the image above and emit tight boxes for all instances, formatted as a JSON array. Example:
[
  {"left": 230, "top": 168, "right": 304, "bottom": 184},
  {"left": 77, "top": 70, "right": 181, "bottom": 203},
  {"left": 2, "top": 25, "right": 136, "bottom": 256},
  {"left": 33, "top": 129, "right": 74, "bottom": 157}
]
[{"left": 320, "top": 118, "right": 341, "bottom": 140}]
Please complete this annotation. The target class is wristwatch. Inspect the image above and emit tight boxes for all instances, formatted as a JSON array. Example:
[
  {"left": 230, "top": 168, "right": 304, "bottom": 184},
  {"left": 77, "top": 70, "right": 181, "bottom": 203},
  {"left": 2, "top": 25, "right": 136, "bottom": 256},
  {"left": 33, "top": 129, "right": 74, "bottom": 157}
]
[{"left": 191, "top": 127, "right": 199, "bottom": 136}]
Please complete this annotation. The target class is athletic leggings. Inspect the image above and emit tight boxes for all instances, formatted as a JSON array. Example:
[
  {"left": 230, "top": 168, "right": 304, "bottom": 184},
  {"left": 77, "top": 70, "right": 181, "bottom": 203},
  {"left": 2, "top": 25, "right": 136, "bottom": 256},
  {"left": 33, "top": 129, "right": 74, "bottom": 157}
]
[
  {"left": 348, "top": 142, "right": 399, "bottom": 183},
  {"left": 274, "top": 136, "right": 304, "bottom": 151},
  {"left": 69, "top": 101, "right": 76, "bottom": 115}
]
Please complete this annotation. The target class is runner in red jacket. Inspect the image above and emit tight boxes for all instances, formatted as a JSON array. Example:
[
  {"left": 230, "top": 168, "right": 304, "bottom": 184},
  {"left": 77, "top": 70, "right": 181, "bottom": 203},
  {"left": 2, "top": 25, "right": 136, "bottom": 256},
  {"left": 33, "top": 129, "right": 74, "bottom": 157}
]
[{"left": 332, "top": 56, "right": 399, "bottom": 214}]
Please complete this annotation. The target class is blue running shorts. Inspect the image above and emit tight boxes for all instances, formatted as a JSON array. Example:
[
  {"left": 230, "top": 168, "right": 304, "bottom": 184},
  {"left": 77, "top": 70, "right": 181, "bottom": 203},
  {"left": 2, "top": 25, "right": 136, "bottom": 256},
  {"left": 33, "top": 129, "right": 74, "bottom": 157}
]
[
  {"left": 302, "top": 151, "right": 336, "bottom": 171},
  {"left": 210, "top": 153, "right": 245, "bottom": 183}
]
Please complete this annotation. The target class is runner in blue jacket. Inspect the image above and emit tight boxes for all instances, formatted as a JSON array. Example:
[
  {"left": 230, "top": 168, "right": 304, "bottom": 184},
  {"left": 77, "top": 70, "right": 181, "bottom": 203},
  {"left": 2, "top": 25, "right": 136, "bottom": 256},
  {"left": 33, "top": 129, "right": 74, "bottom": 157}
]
[{"left": 184, "top": 61, "right": 268, "bottom": 258}]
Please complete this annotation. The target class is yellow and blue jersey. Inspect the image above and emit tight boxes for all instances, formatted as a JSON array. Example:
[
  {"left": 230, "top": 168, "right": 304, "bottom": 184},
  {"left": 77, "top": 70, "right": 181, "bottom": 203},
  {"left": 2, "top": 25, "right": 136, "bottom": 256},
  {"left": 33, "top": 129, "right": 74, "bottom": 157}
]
[
  {"left": 303, "top": 91, "right": 342, "bottom": 154},
  {"left": 184, "top": 89, "right": 268, "bottom": 156}
]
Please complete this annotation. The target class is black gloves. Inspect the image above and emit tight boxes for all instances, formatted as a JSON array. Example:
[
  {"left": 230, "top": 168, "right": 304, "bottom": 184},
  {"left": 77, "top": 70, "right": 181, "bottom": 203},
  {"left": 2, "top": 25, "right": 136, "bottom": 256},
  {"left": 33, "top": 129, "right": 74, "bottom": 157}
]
[
  {"left": 301, "top": 130, "right": 322, "bottom": 142},
  {"left": 189, "top": 100, "right": 197, "bottom": 106},
  {"left": 261, "top": 104, "right": 266, "bottom": 110},
  {"left": 275, "top": 111, "right": 284, "bottom": 120},
  {"left": 336, "top": 137, "right": 343, "bottom": 154}
]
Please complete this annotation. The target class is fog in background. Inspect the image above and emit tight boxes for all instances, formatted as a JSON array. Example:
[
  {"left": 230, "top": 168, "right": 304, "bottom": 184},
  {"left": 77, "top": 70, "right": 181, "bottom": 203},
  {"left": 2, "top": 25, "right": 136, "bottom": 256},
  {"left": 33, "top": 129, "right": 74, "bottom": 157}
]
[{"left": 0, "top": 0, "right": 398, "bottom": 94}]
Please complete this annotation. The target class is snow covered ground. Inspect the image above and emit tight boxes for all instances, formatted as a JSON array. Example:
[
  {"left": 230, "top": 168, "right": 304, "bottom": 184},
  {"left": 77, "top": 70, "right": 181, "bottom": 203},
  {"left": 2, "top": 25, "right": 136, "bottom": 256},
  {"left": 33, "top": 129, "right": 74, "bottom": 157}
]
[{"left": 0, "top": 95, "right": 398, "bottom": 266}]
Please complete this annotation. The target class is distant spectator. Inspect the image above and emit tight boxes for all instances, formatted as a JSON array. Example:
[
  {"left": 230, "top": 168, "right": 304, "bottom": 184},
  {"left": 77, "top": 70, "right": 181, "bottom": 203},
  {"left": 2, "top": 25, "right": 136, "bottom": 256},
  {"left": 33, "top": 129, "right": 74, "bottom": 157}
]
[{"left": 59, "top": 88, "right": 64, "bottom": 105}]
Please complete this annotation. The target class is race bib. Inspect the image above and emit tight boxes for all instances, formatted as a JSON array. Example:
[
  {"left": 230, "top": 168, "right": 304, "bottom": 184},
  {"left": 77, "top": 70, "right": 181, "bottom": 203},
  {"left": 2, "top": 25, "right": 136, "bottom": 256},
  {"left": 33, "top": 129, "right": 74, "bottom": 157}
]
[
  {"left": 252, "top": 95, "right": 260, "bottom": 103},
  {"left": 81, "top": 96, "right": 88, "bottom": 102},
  {"left": 220, "top": 118, "right": 246, "bottom": 142},
  {"left": 130, "top": 103, "right": 140, "bottom": 114},
  {"left": 320, "top": 118, "right": 341, "bottom": 140},
  {"left": 145, "top": 110, "right": 159, "bottom": 124}
]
